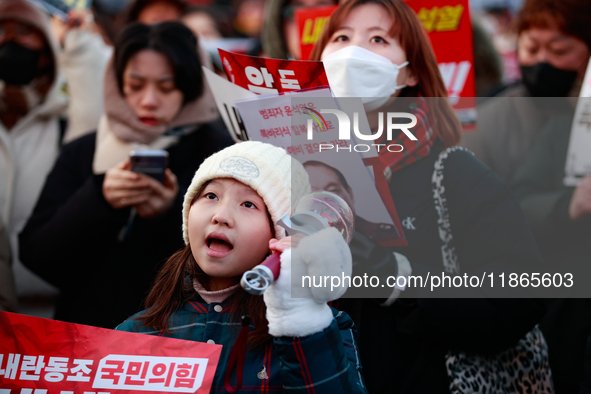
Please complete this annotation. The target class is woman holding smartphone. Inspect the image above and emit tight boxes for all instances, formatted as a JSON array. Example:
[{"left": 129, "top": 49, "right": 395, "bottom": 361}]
[
  {"left": 309, "top": 0, "right": 549, "bottom": 392},
  {"left": 19, "top": 22, "right": 232, "bottom": 329}
]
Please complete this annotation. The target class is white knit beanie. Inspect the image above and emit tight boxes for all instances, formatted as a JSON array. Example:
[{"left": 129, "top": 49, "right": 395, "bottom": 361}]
[{"left": 182, "top": 141, "right": 311, "bottom": 243}]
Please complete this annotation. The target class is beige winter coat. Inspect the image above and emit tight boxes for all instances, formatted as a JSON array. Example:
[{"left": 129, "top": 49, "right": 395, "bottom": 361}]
[{"left": 60, "top": 29, "right": 112, "bottom": 143}]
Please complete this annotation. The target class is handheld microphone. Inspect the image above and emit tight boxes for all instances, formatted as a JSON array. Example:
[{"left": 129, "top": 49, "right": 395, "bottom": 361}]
[{"left": 240, "top": 191, "right": 354, "bottom": 295}]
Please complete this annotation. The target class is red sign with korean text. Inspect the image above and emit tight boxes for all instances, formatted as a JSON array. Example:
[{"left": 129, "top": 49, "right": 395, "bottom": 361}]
[
  {"left": 405, "top": 0, "right": 476, "bottom": 129},
  {"left": 0, "top": 312, "right": 221, "bottom": 394},
  {"left": 219, "top": 49, "right": 330, "bottom": 95},
  {"left": 295, "top": 6, "right": 338, "bottom": 61}
]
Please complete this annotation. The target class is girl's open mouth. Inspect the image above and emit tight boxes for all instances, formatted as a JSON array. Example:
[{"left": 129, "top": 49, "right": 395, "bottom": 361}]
[{"left": 205, "top": 233, "right": 234, "bottom": 258}]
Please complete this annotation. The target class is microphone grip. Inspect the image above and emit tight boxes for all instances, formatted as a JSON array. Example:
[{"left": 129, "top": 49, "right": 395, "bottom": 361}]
[
  {"left": 240, "top": 252, "right": 282, "bottom": 295},
  {"left": 261, "top": 252, "right": 282, "bottom": 281}
]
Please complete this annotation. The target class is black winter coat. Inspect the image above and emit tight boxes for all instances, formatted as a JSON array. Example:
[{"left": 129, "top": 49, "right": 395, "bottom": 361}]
[
  {"left": 19, "top": 125, "right": 233, "bottom": 328},
  {"left": 339, "top": 145, "right": 546, "bottom": 393}
]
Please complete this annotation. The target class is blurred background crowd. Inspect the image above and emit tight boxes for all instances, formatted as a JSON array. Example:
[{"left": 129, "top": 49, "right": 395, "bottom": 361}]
[
  {"left": 1, "top": 0, "right": 590, "bottom": 392},
  {"left": 0, "top": 0, "right": 548, "bottom": 317}
]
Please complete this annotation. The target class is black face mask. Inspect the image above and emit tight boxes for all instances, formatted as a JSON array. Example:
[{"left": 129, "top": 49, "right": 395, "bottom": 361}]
[
  {"left": 0, "top": 41, "right": 42, "bottom": 86},
  {"left": 520, "top": 62, "right": 578, "bottom": 97}
]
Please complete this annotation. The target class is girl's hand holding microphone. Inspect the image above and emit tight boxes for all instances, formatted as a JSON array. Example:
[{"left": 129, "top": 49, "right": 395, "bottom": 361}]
[
  {"left": 103, "top": 160, "right": 179, "bottom": 218},
  {"left": 263, "top": 227, "right": 352, "bottom": 337},
  {"left": 268, "top": 235, "right": 304, "bottom": 253}
]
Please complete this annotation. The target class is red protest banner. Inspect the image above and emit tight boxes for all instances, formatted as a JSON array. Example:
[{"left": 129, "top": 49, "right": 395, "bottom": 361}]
[
  {"left": 219, "top": 49, "right": 329, "bottom": 95},
  {"left": 0, "top": 312, "right": 221, "bottom": 394},
  {"left": 296, "top": 6, "right": 338, "bottom": 61},
  {"left": 405, "top": 0, "right": 477, "bottom": 129}
]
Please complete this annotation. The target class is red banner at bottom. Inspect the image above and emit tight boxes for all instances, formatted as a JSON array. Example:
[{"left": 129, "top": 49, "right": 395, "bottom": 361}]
[{"left": 0, "top": 312, "right": 221, "bottom": 394}]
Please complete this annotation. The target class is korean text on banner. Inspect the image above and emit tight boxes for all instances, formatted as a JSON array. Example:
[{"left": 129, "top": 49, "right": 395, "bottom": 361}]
[
  {"left": 218, "top": 49, "right": 330, "bottom": 95},
  {"left": 0, "top": 312, "right": 222, "bottom": 394},
  {"left": 295, "top": 5, "right": 338, "bottom": 61},
  {"left": 405, "top": 0, "right": 476, "bottom": 129}
]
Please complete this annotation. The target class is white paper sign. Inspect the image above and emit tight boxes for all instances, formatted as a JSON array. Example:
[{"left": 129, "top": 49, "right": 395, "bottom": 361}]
[{"left": 202, "top": 67, "right": 256, "bottom": 142}]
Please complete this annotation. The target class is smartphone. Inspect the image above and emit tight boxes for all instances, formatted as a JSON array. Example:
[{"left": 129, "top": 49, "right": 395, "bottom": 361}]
[{"left": 129, "top": 150, "right": 169, "bottom": 183}]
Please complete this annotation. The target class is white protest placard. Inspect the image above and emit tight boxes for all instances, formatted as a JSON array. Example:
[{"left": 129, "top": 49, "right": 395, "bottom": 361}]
[
  {"left": 202, "top": 67, "right": 256, "bottom": 142},
  {"left": 564, "top": 56, "right": 591, "bottom": 186}
]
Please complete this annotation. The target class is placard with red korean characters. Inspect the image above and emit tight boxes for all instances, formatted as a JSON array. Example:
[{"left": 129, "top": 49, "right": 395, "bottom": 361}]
[
  {"left": 295, "top": 5, "right": 338, "bottom": 61},
  {"left": 405, "top": 0, "right": 477, "bottom": 130},
  {"left": 218, "top": 49, "right": 330, "bottom": 95},
  {"left": 0, "top": 312, "right": 222, "bottom": 394}
]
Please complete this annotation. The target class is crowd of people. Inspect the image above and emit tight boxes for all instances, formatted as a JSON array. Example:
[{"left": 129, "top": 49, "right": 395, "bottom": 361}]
[{"left": 1, "top": 0, "right": 590, "bottom": 392}]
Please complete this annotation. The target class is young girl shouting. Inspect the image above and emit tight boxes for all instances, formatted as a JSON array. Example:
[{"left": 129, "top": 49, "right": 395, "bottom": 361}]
[{"left": 117, "top": 141, "right": 367, "bottom": 393}]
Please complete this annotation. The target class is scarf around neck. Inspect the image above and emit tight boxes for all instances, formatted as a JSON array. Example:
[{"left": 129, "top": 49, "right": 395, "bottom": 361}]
[
  {"left": 92, "top": 55, "right": 219, "bottom": 174},
  {"left": 376, "top": 96, "right": 438, "bottom": 181}
]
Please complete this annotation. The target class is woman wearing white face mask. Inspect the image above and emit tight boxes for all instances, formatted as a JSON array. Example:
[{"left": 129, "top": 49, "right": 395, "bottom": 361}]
[{"left": 309, "top": 1, "right": 551, "bottom": 392}]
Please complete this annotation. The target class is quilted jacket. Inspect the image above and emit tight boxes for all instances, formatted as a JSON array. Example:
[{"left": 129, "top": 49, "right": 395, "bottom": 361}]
[{"left": 116, "top": 295, "right": 367, "bottom": 394}]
